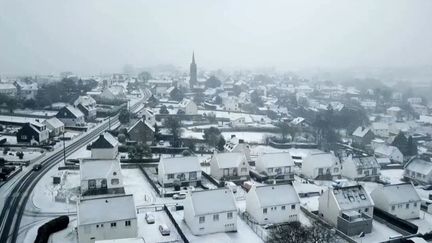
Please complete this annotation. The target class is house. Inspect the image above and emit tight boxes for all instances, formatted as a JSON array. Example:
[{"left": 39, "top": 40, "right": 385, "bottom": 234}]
[
  {"left": 91, "top": 133, "right": 119, "bottom": 159},
  {"left": 255, "top": 152, "right": 295, "bottom": 180},
  {"left": 74, "top": 96, "right": 97, "bottom": 121},
  {"left": 222, "top": 97, "right": 240, "bottom": 112},
  {"left": 210, "top": 152, "right": 250, "bottom": 181},
  {"left": 140, "top": 108, "right": 156, "bottom": 127},
  {"left": 411, "top": 104, "right": 429, "bottom": 116},
  {"left": 374, "top": 145, "right": 404, "bottom": 164},
  {"left": 371, "top": 122, "right": 390, "bottom": 138},
  {"left": 341, "top": 155, "right": 380, "bottom": 181},
  {"left": 352, "top": 126, "right": 375, "bottom": 147},
  {"left": 404, "top": 158, "right": 432, "bottom": 185},
  {"left": 224, "top": 135, "right": 252, "bottom": 162},
  {"left": 16, "top": 122, "right": 49, "bottom": 144},
  {"left": 184, "top": 189, "right": 237, "bottom": 235},
  {"left": 370, "top": 183, "right": 421, "bottom": 220},
  {"left": 387, "top": 106, "right": 402, "bottom": 117},
  {"left": 15, "top": 81, "right": 38, "bottom": 100},
  {"left": 43, "top": 117, "right": 64, "bottom": 137},
  {"left": 100, "top": 86, "right": 127, "bottom": 100},
  {"left": 157, "top": 156, "right": 202, "bottom": 187},
  {"left": 0, "top": 83, "right": 17, "bottom": 96},
  {"left": 127, "top": 119, "right": 155, "bottom": 145},
  {"left": 77, "top": 194, "right": 137, "bottom": 243},
  {"left": 318, "top": 185, "right": 374, "bottom": 236},
  {"left": 56, "top": 105, "right": 86, "bottom": 127},
  {"left": 178, "top": 99, "right": 198, "bottom": 115},
  {"left": 301, "top": 152, "right": 341, "bottom": 180},
  {"left": 245, "top": 184, "right": 300, "bottom": 225},
  {"left": 80, "top": 158, "right": 125, "bottom": 197}
]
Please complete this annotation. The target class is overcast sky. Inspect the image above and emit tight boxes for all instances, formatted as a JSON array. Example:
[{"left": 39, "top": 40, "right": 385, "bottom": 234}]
[{"left": 1, "top": 0, "right": 431, "bottom": 75}]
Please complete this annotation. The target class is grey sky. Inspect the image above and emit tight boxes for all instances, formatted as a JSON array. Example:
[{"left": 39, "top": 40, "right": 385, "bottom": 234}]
[{"left": 1, "top": 0, "right": 431, "bottom": 75}]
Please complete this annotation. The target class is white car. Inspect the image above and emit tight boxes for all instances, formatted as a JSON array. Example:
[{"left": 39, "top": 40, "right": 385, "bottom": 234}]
[
  {"left": 159, "top": 224, "right": 170, "bottom": 236},
  {"left": 145, "top": 212, "right": 155, "bottom": 224},
  {"left": 225, "top": 181, "right": 237, "bottom": 193},
  {"left": 173, "top": 193, "right": 187, "bottom": 200}
]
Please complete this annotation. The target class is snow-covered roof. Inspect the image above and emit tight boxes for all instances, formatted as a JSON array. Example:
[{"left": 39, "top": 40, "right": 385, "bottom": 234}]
[
  {"left": 74, "top": 95, "right": 96, "bottom": 107},
  {"left": 352, "top": 126, "right": 372, "bottom": 138},
  {"left": 159, "top": 156, "right": 201, "bottom": 174},
  {"left": 372, "top": 122, "right": 389, "bottom": 130},
  {"left": 44, "top": 117, "right": 64, "bottom": 129},
  {"left": 60, "top": 105, "right": 84, "bottom": 118},
  {"left": 189, "top": 189, "right": 237, "bottom": 216},
  {"left": 290, "top": 117, "right": 305, "bottom": 125},
  {"left": 80, "top": 158, "right": 120, "bottom": 181},
  {"left": 332, "top": 185, "right": 374, "bottom": 211},
  {"left": 374, "top": 145, "right": 400, "bottom": 157},
  {"left": 372, "top": 183, "right": 420, "bottom": 205},
  {"left": 211, "top": 152, "right": 247, "bottom": 169},
  {"left": 78, "top": 194, "right": 136, "bottom": 226},
  {"left": 256, "top": 152, "right": 294, "bottom": 168},
  {"left": 128, "top": 119, "right": 155, "bottom": 133},
  {"left": 252, "top": 184, "right": 299, "bottom": 208},
  {"left": 405, "top": 158, "right": 432, "bottom": 175},
  {"left": 346, "top": 155, "right": 380, "bottom": 169},
  {"left": 387, "top": 106, "right": 401, "bottom": 112},
  {"left": 0, "top": 83, "right": 16, "bottom": 90},
  {"left": 92, "top": 133, "right": 118, "bottom": 149},
  {"left": 179, "top": 98, "right": 194, "bottom": 107},
  {"left": 303, "top": 152, "right": 339, "bottom": 168}
]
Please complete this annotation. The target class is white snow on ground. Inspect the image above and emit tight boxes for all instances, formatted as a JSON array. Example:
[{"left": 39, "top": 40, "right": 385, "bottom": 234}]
[
  {"left": 122, "top": 168, "right": 157, "bottom": 206},
  {"left": 197, "top": 110, "right": 268, "bottom": 124},
  {"left": 409, "top": 210, "right": 432, "bottom": 234},
  {"left": 1, "top": 135, "right": 17, "bottom": 144},
  {"left": 137, "top": 209, "right": 182, "bottom": 243},
  {"left": 221, "top": 132, "right": 279, "bottom": 144},
  {"left": 352, "top": 219, "right": 400, "bottom": 243},
  {"left": 171, "top": 210, "right": 264, "bottom": 243},
  {"left": 23, "top": 217, "right": 78, "bottom": 243},
  {"left": 67, "top": 146, "right": 91, "bottom": 160}
]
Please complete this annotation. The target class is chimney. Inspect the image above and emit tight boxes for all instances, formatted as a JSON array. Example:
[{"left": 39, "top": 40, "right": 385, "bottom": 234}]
[{"left": 231, "top": 135, "right": 236, "bottom": 139}]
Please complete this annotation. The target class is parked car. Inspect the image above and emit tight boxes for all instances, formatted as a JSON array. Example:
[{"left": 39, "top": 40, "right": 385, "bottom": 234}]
[
  {"left": 158, "top": 140, "right": 165, "bottom": 145},
  {"left": 173, "top": 193, "right": 186, "bottom": 200},
  {"left": 145, "top": 212, "right": 155, "bottom": 224},
  {"left": 159, "top": 224, "right": 170, "bottom": 236},
  {"left": 422, "top": 185, "right": 432, "bottom": 191},
  {"left": 32, "top": 163, "right": 43, "bottom": 171}
]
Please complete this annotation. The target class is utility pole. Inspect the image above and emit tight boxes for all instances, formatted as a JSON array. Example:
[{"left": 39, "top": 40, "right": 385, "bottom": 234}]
[{"left": 62, "top": 132, "right": 66, "bottom": 165}]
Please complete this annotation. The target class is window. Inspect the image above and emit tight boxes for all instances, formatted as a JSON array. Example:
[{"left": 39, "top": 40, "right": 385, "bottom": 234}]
[
  {"left": 291, "top": 204, "right": 296, "bottom": 210},
  {"left": 365, "top": 208, "right": 369, "bottom": 212},
  {"left": 213, "top": 214, "right": 219, "bottom": 221},
  {"left": 111, "top": 222, "right": 117, "bottom": 227},
  {"left": 263, "top": 208, "right": 267, "bottom": 214},
  {"left": 392, "top": 205, "right": 395, "bottom": 211},
  {"left": 199, "top": 216, "right": 205, "bottom": 224},
  {"left": 268, "top": 168, "right": 274, "bottom": 174},
  {"left": 113, "top": 172, "right": 117, "bottom": 176},
  {"left": 190, "top": 171, "right": 197, "bottom": 180},
  {"left": 168, "top": 174, "right": 174, "bottom": 179},
  {"left": 357, "top": 168, "right": 362, "bottom": 175},
  {"left": 227, "top": 212, "right": 233, "bottom": 219},
  {"left": 88, "top": 179, "right": 96, "bottom": 189},
  {"left": 125, "top": 220, "right": 131, "bottom": 226},
  {"left": 318, "top": 168, "right": 324, "bottom": 175},
  {"left": 111, "top": 178, "right": 119, "bottom": 185},
  {"left": 241, "top": 167, "right": 247, "bottom": 172},
  {"left": 275, "top": 168, "right": 282, "bottom": 174},
  {"left": 406, "top": 203, "right": 409, "bottom": 209},
  {"left": 334, "top": 168, "right": 339, "bottom": 173},
  {"left": 101, "top": 179, "right": 107, "bottom": 189},
  {"left": 233, "top": 168, "right": 238, "bottom": 176},
  {"left": 21, "top": 135, "right": 27, "bottom": 140},
  {"left": 223, "top": 168, "right": 230, "bottom": 176},
  {"left": 414, "top": 202, "right": 418, "bottom": 207},
  {"left": 282, "top": 206, "right": 286, "bottom": 210}
]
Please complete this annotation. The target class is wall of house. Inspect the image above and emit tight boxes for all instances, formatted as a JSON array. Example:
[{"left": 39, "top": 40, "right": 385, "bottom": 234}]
[
  {"left": 78, "top": 218, "right": 137, "bottom": 243},
  {"left": 81, "top": 171, "right": 123, "bottom": 194},
  {"left": 157, "top": 169, "right": 202, "bottom": 187},
  {"left": 187, "top": 212, "right": 237, "bottom": 235},
  {"left": 318, "top": 190, "right": 340, "bottom": 226},
  {"left": 59, "top": 117, "right": 85, "bottom": 127},
  {"left": 385, "top": 202, "right": 420, "bottom": 220},
  {"left": 91, "top": 147, "right": 118, "bottom": 159}
]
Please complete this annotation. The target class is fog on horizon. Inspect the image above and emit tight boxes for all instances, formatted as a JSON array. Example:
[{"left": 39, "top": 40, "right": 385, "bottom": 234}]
[{"left": 1, "top": 0, "right": 432, "bottom": 75}]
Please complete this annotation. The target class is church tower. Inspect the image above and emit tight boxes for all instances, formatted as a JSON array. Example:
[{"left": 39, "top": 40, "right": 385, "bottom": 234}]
[{"left": 189, "top": 52, "right": 197, "bottom": 88}]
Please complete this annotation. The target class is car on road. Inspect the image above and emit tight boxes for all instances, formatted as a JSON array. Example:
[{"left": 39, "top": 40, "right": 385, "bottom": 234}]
[
  {"left": 172, "top": 193, "right": 187, "bottom": 200},
  {"left": 422, "top": 185, "right": 432, "bottom": 191},
  {"left": 159, "top": 224, "right": 170, "bottom": 236},
  {"left": 32, "top": 163, "right": 43, "bottom": 171},
  {"left": 145, "top": 212, "right": 155, "bottom": 224}
]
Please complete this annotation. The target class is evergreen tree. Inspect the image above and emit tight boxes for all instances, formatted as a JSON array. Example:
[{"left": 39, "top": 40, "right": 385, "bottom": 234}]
[
  {"left": 407, "top": 136, "right": 418, "bottom": 156},
  {"left": 392, "top": 131, "right": 408, "bottom": 155}
]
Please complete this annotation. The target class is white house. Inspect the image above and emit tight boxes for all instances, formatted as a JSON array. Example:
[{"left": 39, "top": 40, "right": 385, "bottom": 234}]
[
  {"left": 370, "top": 183, "right": 421, "bottom": 220},
  {"left": 245, "top": 184, "right": 300, "bottom": 225},
  {"left": 301, "top": 152, "right": 341, "bottom": 180},
  {"left": 91, "top": 133, "right": 119, "bottom": 159},
  {"left": 0, "top": 83, "right": 17, "bottom": 96},
  {"left": 77, "top": 194, "right": 137, "bottom": 243},
  {"left": 210, "top": 152, "right": 250, "bottom": 181},
  {"left": 56, "top": 105, "right": 86, "bottom": 127},
  {"left": 224, "top": 135, "right": 252, "bottom": 162},
  {"left": 100, "top": 86, "right": 127, "bottom": 100},
  {"left": 43, "top": 117, "right": 64, "bottom": 137},
  {"left": 178, "top": 99, "right": 198, "bottom": 115},
  {"left": 184, "top": 189, "right": 237, "bottom": 235},
  {"left": 74, "top": 95, "right": 97, "bottom": 121},
  {"left": 141, "top": 108, "right": 156, "bottom": 127},
  {"left": 387, "top": 106, "right": 402, "bottom": 117},
  {"left": 341, "top": 155, "right": 380, "bottom": 181},
  {"left": 374, "top": 145, "right": 404, "bottom": 164},
  {"left": 157, "top": 156, "right": 202, "bottom": 187},
  {"left": 371, "top": 122, "right": 390, "bottom": 138},
  {"left": 255, "top": 152, "right": 295, "bottom": 180},
  {"left": 404, "top": 158, "right": 432, "bottom": 185},
  {"left": 222, "top": 97, "right": 240, "bottom": 112},
  {"left": 318, "top": 185, "right": 374, "bottom": 236},
  {"left": 15, "top": 81, "right": 38, "bottom": 100},
  {"left": 80, "top": 158, "right": 124, "bottom": 197}
]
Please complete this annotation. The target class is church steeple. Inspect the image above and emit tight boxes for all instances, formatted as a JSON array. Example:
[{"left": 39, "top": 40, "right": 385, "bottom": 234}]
[{"left": 189, "top": 51, "right": 197, "bottom": 88}]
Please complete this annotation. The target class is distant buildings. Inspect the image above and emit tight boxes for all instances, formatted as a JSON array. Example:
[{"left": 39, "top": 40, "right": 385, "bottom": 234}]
[
  {"left": 56, "top": 105, "right": 86, "bottom": 127},
  {"left": 254, "top": 152, "right": 295, "bottom": 180},
  {"left": 178, "top": 99, "right": 198, "bottom": 115},
  {"left": 341, "top": 155, "right": 380, "bottom": 181},
  {"left": 0, "top": 83, "right": 17, "bottom": 96},
  {"left": 16, "top": 122, "right": 49, "bottom": 145},
  {"left": 91, "top": 133, "right": 119, "bottom": 160},
  {"left": 352, "top": 126, "right": 375, "bottom": 148},
  {"left": 210, "top": 152, "right": 250, "bottom": 181},
  {"left": 404, "top": 158, "right": 432, "bottom": 185},
  {"left": 189, "top": 52, "right": 197, "bottom": 88},
  {"left": 127, "top": 118, "right": 155, "bottom": 145},
  {"left": 74, "top": 96, "right": 97, "bottom": 121},
  {"left": 43, "top": 117, "right": 64, "bottom": 137},
  {"left": 301, "top": 152, "right": 341, "bottom": 180}
]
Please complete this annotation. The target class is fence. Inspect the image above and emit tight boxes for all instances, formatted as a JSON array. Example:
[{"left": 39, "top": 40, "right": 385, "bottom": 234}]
[
  {"left": 237, "top": 210, "right": 268, "bottom": 242},
  {"left": 138, "top": 165, "right": 161, "bottom": 196},
  {"left": 163, "top": 205, "right": 189, "bottom": 243},
  {"left": 201, "top": 171, "right": 222, "bottom": 188}
]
